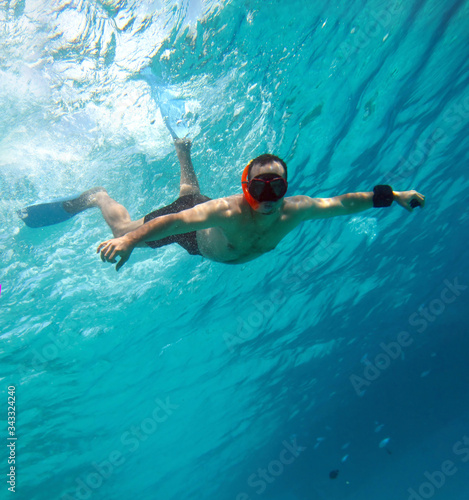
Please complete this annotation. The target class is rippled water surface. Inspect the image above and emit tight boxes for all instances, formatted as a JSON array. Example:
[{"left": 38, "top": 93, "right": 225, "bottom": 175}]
[{"left": 1, "top": 1, "right": 469, "bottom": 499}]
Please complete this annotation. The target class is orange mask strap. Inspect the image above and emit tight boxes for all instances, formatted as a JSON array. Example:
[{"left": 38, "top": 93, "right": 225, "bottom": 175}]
[{"left": 241, "top": 162, "right": 260, "bottom": 210}]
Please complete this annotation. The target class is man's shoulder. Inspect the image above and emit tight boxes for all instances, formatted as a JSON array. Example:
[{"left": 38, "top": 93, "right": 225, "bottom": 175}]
[
  {"left": 200, "top": 195, "right": 243, "bottom": 217},
  {"left": 201, "top": 194, "right": 241, "bottom": 206},
  {"left": 214, "top": 194, "right": 244, "bottom": 210}
]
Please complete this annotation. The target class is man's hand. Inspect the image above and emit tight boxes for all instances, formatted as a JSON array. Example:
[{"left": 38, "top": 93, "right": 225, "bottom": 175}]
[
  {"left": 97, "top": 236, "right": 135, "bottom": 271},
  {"left": 393, "top": 190, "right": 426, "bottom": 212}
]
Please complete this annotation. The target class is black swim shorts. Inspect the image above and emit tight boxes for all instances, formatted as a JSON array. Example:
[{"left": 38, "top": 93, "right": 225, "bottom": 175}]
[{"left": 143, "top": 193, "right": 211, "bottom": 256}]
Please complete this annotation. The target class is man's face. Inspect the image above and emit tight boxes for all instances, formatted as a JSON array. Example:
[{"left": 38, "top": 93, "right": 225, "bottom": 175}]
[{"left": 249, "top": 161, "right": 287, "bottom": 215}]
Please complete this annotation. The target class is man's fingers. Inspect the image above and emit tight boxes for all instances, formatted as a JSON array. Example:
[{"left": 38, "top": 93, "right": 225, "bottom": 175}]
[
  {"left": 116, "top": 256, "right": 128, "bottom": 272},
  {"left": 100, "top": 243, "right": 110, "bottom": 262},
  {"left": 97, "top": 238, "right": 131, "bottom": 270},
  {"left": 101, "top": 246, "right": 110, "bottom": 262},
  {"left": 97, "top": 242, "right": 108, "bottom": 255},
  {"left": 98, "top": 241, "right": 114, "bottom": 263},
  {"left": 101, "top": 248, "right": 107, "bottom": 262},
  {"left": 104, "top": 245, "right": 116, "bottom": 261},
  {"left": 410, "top": 193, "right": 425, "bottom": 210}
]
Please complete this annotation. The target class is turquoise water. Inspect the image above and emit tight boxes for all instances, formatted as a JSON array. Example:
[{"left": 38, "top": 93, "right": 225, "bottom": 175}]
[{"left": 1, "top": 0, "right": 469, "bottom": 499}]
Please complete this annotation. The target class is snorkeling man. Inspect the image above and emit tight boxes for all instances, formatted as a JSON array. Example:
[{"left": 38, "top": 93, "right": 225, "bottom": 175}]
[{"left": 87, "top": 138, "right": 425, "bottom": 270}]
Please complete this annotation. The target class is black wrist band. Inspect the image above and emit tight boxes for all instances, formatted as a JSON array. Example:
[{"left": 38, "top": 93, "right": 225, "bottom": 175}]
[{"left": 373, "top": 185, "right": 394, "bottom": 207}]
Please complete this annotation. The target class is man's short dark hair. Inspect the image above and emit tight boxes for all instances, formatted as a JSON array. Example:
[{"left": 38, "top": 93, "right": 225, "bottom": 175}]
[{"left": 248, "top": 154, "right": 288, "bottom": 181}]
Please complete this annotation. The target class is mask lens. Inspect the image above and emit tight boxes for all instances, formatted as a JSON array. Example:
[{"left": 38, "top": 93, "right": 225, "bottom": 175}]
[
  {"left": 248, "top": 179, "right": 267, "bottom": 199},
  {"left": 269, "top": 178, "right": 288, "bottom": 197},
  {"left": 248, "top": 174, "right": 287, "bottom": 202}
]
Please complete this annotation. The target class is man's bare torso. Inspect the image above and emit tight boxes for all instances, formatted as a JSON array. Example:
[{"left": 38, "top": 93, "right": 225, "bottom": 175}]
[{"left": 195, "top": 194, "right": 304, "bottom": 264}]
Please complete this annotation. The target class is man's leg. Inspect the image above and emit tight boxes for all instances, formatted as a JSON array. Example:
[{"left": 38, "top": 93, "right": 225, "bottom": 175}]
[
  {"left": 94, "top": 139, "right": 200, "bottom": 236},
  {"left": 92, "top": 191, "right": 145, "bottom": 238},
  {"left": 63, "top": 187, "right": 144, "bottom": 238},
  {"left": 73, "top": 140, "right": 199, "bottom": 240},
  {"left": 175, "top": 138, "right": 200, "bottom": 196}
]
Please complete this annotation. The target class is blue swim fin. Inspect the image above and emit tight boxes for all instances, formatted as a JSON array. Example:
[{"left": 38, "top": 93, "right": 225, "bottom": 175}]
[
  {"left": 18, "top": 188, "right": 105, "bottom": 228},
  {"left": 158, "top": 96, "right": 189, "bottom": 140},
  {"left": 140, "top": 68, "right": 189, "bottom": 140},
  {"left": 18, "top": 195, "right": 81, "bottom": 228}
]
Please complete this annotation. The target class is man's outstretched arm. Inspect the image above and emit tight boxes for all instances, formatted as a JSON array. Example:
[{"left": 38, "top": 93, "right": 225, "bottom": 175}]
[
  {"left": 97, "top": 199, "right": 230, "bottom": 271},
  {"left": 296, "top": 186, "right": 425, "bottom": 221}
]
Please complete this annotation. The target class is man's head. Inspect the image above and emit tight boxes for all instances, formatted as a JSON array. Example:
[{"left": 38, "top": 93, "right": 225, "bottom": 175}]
[
  {"left": 242, "top": 154, "right": 288, "bottom": 214},
  {"left": 247, "top": 154, "right": 288, "bottom": 181}
]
